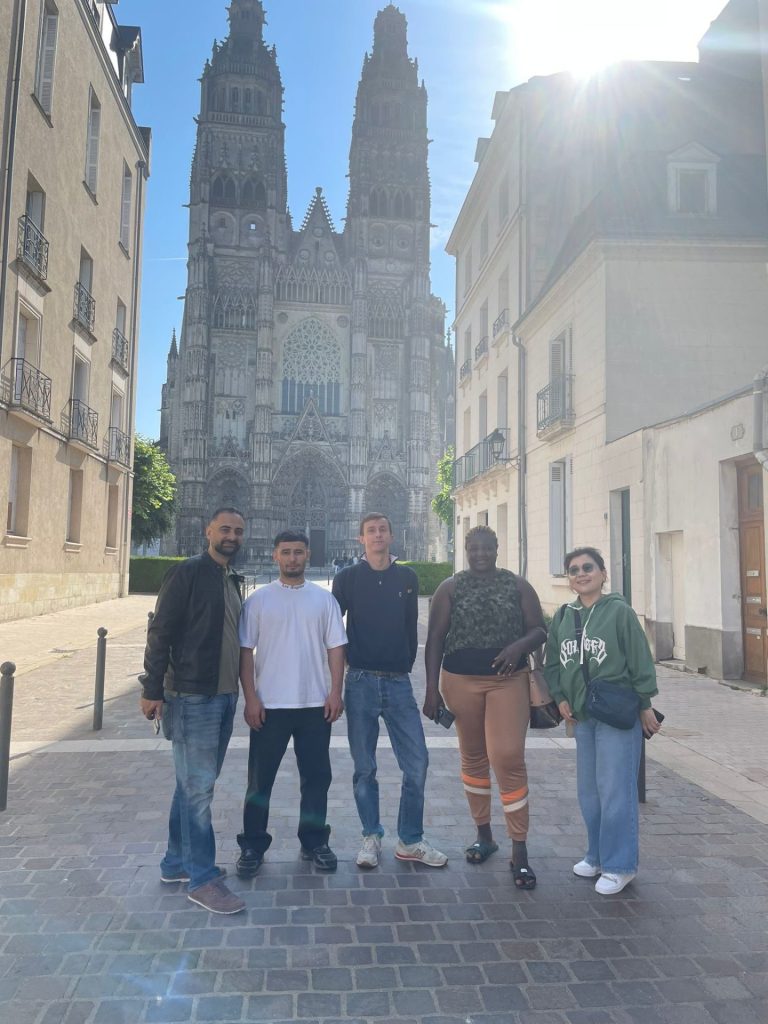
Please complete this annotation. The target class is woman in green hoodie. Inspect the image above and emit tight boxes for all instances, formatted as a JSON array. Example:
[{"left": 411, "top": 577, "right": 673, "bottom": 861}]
[{"left": 544, "top": 547, "right": 661, "bottom": 895}]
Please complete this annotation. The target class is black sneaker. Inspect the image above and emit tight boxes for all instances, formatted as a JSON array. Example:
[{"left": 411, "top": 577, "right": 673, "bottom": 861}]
[
  {"left": 235, "top": 849, "right": 264, "bottom": 878},
  {"left": 300, "top": 843, "right": 338, "bottom": 871}
]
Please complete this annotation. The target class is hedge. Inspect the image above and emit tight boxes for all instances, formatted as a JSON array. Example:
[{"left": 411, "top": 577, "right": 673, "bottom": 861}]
[
  {"left": 129, "top": 556, "right": 185, "bottom": 594},
  {"left": 399, "top": 561, "right": 453, "bottom": 596}
]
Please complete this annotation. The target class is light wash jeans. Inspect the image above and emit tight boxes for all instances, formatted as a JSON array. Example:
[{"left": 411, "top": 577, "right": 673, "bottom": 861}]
[
  {"left": 160, "top": 692, "right": 237, "bottom": 891},
  {"left": 575, "top": 717, "right": 642, "bottom": 874},
  {"left": 344, "top": 670, "right": 429, "bottom": 845}
]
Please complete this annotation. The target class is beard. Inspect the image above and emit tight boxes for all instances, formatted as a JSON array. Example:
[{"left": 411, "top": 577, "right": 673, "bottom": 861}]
[
  {"left": 281, "top": 565, "right": 304, "bottom": 577},
  {"left": 213, "top": 540, "right": 240, "bottom": 560}
]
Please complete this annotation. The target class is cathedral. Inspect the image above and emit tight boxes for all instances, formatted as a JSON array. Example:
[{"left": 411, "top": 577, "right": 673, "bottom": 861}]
[{"left": 159, "top": 0, "right": 452, "bottom": 566}]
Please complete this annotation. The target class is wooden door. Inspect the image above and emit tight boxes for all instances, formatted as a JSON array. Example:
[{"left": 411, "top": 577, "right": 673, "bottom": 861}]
[{"left": 738, "top": 463, "right": 767, "bottom": 683}]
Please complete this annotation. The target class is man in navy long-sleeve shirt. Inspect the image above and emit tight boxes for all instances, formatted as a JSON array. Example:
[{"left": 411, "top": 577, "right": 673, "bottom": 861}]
[{"left": 332, "top": 513, "right": 447, "bottom": 870}]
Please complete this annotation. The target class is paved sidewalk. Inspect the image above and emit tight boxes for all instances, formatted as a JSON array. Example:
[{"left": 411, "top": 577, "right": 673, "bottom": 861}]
[{"left": 2, "top": 596, "right": 768, "bottom": 1023}]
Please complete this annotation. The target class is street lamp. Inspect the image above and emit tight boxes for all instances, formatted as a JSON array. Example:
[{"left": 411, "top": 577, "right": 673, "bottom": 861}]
[{"left": 488, "top": 428, "right": 517, "bottom": 466}]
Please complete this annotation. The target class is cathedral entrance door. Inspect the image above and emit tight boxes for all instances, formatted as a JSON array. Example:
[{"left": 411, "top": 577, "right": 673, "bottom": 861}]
[{"left": 310, "top": 529, "right": 326, "bottom": 568}]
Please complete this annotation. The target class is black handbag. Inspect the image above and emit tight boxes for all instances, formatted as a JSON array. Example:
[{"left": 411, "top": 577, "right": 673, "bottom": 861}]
[
  {"left": 529, "top": 649, "right": 562, "bottom": 729},
  {"left": 573, "top": 610, "right": 640, "bottom": 730}
]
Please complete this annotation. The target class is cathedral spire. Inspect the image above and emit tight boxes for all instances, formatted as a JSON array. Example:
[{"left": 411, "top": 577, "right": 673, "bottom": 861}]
[
  {"left": 372, "top": 4, "right": 408, "bottom": 64},
  {"left": 227, "top": 0, "right": 265, "bottom": 44}
]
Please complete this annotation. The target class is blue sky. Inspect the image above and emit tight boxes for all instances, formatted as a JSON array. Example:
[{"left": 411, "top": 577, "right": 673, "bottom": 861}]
[{"left": 118, "top": 0, "right": 726, "bottom": 438}]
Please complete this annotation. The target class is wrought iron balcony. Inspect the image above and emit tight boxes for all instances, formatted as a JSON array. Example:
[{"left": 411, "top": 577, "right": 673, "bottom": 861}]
[
  {"left": 111, "top": 328, "right": 129, "bottom": 372},
  {"left": 108, "top": 426, "right": 131, "bottom": 466},
  {"left": 474, "top": 336, "right": 489, "bottom": 361},
  {"left": 73, "top": 282, "right": 96, "bottom": 333},
  {"left": 453, "top": 427, "right": 512, "bottom": 489},
  {"left": 459, "top": 358, "right": 471, "bottom": 383},
  {"left": 493, "top": 308, "right": 509, "bottom": 338},
  {"left": 537, "top": 373, "right": 575, "bottom": 437},
  {"left": 8, "top": 358, "right": 51, "bottom": 420},
  {"left": 69, "top": 398, "right": 98, "bottom": 448},
  {"left": 17, "top": 215, "right": 49, "bottom": 280}
]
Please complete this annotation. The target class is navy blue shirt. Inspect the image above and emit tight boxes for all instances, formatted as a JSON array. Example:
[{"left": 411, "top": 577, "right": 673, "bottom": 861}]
[{"left": 332, "top": 561, "right": 419, "bottom": 673}]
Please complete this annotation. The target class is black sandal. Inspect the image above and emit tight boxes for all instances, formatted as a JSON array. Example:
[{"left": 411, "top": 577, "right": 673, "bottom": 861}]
[
  {"left": 511, "top": 863, "right": 537, "bottom": 890},
  {"left": 465, "top": 840, "right": 498, "bottom": 864}
]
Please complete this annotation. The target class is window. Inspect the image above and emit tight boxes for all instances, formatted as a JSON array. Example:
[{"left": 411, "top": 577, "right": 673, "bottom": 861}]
[
  {"left": 73, "top": 354, "right": 89, "bottom": 403},
  {"left": 110, "top": 390, "right": 123, "bottom": 430},
  {"left": 26, "top": 177, "right": 45, "bottom": 230},
  {"left": 85, "top": 88, "right": 101, "bottom": 194},
  {"left": 549, "top": 457, "right": 572, "bottom": 574},
  {"left": 497, "top": 373, "right": 508, "bottom": 429},
  {"left": 15, "top": 305, "right": 40, "bottom": 366},
  {"left": 66, "top": 469, "right": 84, "bottom": 544},
  {"left": 678, "top": 170, "right": 708, "bottom": 214},
  {"left": 119, "top": 163, "right": 132, "bottom": 250},
  {"left": 7, "top": 446, "right": 32, "bottom": 537},
  {"left": 479, "top": 214, "right": 489, "bottom": 262},
  {"left": 478, "top": 391, "right": 487, "bottom": 440},
  {"left": 497, "top": 270, "right": 509, "bottom": 319},
  {"left": 667, "top": 144, "right": 718, "bottom": 216},
  {"left": 79, "top": 250, "right": 93, "bottom": 292},
  {"left": 463, "top": 408, "right": 471, "bottom": 449},
  {"left": 498, "top": 173, "right": 509, "bottom": 227},
  {"left": 464, "top": 247, "right": 473, "bottom": 296},
  {"left": 479, "top": 300, "right": 489, "bottom": 342},
  {"left": 106, "top": 483, "right": 119, "bottom": 549},
  {"left": 34, "top": 2, "right": 58, "bottom": 116},
  {"left": 463, "top": 327, "right": 472, "bottom": 362}
]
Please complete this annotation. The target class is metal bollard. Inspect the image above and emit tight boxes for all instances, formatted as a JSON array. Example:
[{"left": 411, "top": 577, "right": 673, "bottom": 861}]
[
  {"left": 0, "top": 662, "right": 17, "bottom": 813},
  {"left": 92, "top": 628, "right": 108, "bottom": 731}
]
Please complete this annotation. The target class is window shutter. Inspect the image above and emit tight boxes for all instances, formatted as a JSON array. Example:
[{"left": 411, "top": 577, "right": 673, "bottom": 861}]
[
  {"left": 549, "top": 461, "right": 565, "bottom": 574},
  {"left": 120, "top": 166, "right": 132, "bottom": 249},
  {"left": 86, "top": 97, "right": 101, "bottom": 193},
  {"left": 37, "top": 13, "right": 58, "bottom": 114}
]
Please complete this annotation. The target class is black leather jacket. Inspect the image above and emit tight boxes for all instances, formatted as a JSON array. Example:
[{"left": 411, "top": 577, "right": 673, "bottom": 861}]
[{"left": 140, "top": 552, "right": 242, "bottom": 701}]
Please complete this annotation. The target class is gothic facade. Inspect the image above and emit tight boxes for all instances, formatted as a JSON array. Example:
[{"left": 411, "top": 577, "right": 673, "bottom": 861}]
[{"left": 160, "top": 0, "right": 452, "bottom": 565}]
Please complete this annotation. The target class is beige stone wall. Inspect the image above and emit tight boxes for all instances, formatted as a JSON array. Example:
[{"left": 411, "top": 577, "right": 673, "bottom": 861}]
[{"left": 0, "top": 0, "right": 147, "bottom": 622}]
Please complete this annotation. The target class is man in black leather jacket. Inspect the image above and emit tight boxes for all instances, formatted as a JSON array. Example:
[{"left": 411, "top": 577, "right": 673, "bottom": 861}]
[{"left": 140, "top": 507, "right": 246, "bottom": 914}]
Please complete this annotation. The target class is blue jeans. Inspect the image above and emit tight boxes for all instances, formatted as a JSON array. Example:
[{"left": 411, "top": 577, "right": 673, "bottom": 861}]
[
  {"left": 575, "top": 717, "right": 642, "bottom": 874},
  {"left": 160, "top": 692, "right": 237, "bottom": 891},
  {"left": 344, "top": 670, "right": 428, "bottom": 845}
]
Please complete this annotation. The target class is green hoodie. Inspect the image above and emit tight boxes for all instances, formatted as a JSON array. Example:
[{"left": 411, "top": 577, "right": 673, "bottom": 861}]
[{"left": 543, "top": 592, "right": 657, "bottom": 720}]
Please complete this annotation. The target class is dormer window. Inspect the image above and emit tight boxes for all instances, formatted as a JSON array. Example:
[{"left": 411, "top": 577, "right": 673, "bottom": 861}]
[{"left": 667, "top": 143, "right": 719, "bottom": 216}]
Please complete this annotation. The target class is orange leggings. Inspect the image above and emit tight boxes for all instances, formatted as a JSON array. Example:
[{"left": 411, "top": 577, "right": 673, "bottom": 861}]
[{"left": 440, "top": 668, "right": 530, "bottom": 841}]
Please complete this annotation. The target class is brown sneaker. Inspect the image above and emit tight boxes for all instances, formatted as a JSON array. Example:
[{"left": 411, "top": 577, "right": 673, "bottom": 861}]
[{"left": 187, "top": 878, "right": 245, "bottom": 915}]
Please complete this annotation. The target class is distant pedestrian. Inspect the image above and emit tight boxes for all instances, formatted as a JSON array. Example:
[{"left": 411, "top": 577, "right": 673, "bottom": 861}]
[
  {"left": 332, "top": 513, "right": 447, "bottom": 869},
  {"left": 544, "top": 547, "right": 661, "bottom": 895},
  {"left": 139, "top": 507, "right": 246, "bottom": 914},
  {"left": 236, "top": 530, "right": 346, "bottom": 876}
]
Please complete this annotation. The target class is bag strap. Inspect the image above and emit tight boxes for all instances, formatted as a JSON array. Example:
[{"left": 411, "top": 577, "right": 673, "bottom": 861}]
[{"left": 572, "top": 608, "right": 591, "bottom": 688}]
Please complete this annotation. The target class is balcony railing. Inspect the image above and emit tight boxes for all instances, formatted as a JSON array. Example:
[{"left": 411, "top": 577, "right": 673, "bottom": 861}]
[
  {"left": 474, "top": 336, "right": 489, "bottom": 361},
  {"left": 493, "top": 308, "right": 509, "bottom": 338},
  {"left": 108, "top": 426, "right": 131, "bottom": 466},
  {"left": 459, "top": 359, "right": 471, "bottom": 383},
  {"left": 537, "top": 373, "right": 575, "bottom": 435},
  {"left": 73, "top": 282, "right": 96, "bottom": 333},
  {"left": 8, "top": 358, "right": 51, "bottom": 420},
  {"left": 453, "top": 427, "right": 511, "bottom": 488},
  {"left": 69, "top": 398, "right": 98, "bottom": 448},
  {"left": 17, "top": 215, "right": 49, "bottom": 280},
  {"left": 111, "top": 328, "right": 129, "bottom": 372}
]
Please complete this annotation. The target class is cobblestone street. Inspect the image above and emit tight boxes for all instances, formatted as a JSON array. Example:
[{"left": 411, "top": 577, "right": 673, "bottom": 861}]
[{"left": 2, "top": 597, "right": 768, "bottom": 1023}]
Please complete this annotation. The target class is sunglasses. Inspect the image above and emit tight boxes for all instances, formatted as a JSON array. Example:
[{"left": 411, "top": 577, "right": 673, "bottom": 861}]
[{"left": 567, "top": 562, "right": 597, "bottom": 576}]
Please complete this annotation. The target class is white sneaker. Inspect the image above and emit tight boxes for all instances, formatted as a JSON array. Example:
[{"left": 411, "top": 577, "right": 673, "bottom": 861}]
[
  {"left": 394, "top": 838, "right": 448, "bottom": 867},
  {"left": 356, "top": 834, "right": 381, "bottom": 869},
  {"left": 573, "top": 859, "right": 600, "bottom": 878},
  {"left": 595, "top": 872, "right": 636, "bottom": 895}
]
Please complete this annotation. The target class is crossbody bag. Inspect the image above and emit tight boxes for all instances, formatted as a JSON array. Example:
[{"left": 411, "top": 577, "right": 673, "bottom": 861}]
[{"left": 572, "top": 608, "right": 640, "bottom": 730}]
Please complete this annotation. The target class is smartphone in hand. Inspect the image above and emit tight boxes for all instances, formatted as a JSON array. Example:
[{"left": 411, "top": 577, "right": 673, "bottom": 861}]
[
  {"left": 644, "top": 707, "right": 664, "bottom": 739},
  {"left": 435, "top": 706, "right": 455, "bottom": 729}
]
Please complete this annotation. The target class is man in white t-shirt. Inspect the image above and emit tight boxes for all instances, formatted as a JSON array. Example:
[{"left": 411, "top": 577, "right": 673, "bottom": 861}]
[{"left": 236, "top": 530, "right": 347, "bottom": 875}]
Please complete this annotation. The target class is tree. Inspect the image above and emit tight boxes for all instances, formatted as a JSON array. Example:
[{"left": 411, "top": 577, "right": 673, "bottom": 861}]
[
  {"left": 431, "top": 445, "right": 455, "bottom": 528},
  {"left": 131, "top": 436, "right": 177, "bottom": 546}
]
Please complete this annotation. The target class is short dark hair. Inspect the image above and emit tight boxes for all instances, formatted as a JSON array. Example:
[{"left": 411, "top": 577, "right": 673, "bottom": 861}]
[
  {"left": 209, "top": 506, "right": 244, "bottom": 524},
  {"left": 564, "top": 546, "right": 606, "bottom": 573},
  {"left": 273, "top": 529, "right": 309, "bottom": 548},
  {"left": 465, "top": 525, "right": 497, "bottom": 547},
  {"left": 359, "top": 512, "right": 393, "bottom": 534}
]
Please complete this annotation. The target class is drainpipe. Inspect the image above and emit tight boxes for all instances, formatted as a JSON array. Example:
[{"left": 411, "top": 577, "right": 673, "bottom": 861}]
[
  {"left": 0, "top": 0, "right": 27, "bottom": 364},
  {"left": 754, "top": 364, "right": 768, "bottom": 470},
  {"left": 118, "top": 157, "right": 147, "bottom": 596},
  {"left": 512, "top": 334, "right": 527, "bottom": 577}
]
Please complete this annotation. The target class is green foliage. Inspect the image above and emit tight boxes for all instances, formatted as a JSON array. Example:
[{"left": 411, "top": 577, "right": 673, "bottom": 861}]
[
  {"left": 400, "top": 561, "right": 453, "bottom": 596},
  {"left": 431, "top": 446, "right": 455, "bottom": 528},
  {"left": 129, "top": 556, "right": 185, "bottom": 594},
  {"left": 132, "top": 436, "right": 177, "bottom": 546}
]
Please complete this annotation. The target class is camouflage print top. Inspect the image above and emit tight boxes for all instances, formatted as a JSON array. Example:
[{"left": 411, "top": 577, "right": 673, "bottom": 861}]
[{"left": 443, "top": 569, "right": 524, "bottom": 675}]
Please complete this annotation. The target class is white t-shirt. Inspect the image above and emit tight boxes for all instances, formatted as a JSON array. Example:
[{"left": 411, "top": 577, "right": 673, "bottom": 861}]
[{"left": 238, "top": 580, "right": 347, "bottom": 708}]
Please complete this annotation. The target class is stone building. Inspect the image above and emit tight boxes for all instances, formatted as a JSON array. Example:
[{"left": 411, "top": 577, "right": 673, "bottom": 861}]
[
  {"left": 0, "top": 0, "right": 148, "bottom": 621},
  {"left": 160, "top": 1, "right": 452, "bottom": 566},
  {"left": 447, "top": 0, "right": 768, "bottom": 682}
]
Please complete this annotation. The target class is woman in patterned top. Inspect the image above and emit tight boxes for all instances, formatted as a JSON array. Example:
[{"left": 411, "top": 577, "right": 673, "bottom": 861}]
[{"left": 425, "top": 526, "right": 547, "bottom": 888}]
